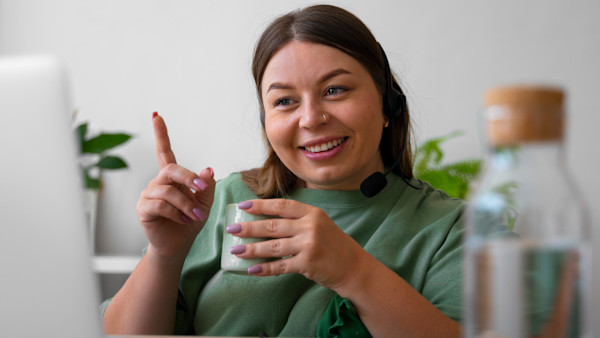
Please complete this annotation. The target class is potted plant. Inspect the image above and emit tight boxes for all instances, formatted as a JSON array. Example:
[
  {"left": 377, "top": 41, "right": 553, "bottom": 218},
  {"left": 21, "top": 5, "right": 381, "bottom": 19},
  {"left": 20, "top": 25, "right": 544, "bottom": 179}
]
[{"left": 74, "top": 118, "right": 132, "bottom": 252}]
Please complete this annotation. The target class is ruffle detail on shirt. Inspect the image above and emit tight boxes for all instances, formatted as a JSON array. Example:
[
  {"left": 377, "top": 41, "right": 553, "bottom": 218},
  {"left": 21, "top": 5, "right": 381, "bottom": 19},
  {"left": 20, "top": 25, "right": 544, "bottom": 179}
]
[{"left": 317, "top": 295, "right": 372, "bottom": 338}]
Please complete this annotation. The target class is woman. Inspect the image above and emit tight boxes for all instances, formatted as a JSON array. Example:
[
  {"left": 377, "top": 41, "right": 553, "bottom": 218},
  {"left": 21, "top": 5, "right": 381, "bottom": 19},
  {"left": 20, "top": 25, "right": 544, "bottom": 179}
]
[{"left": 102, "top": 5, "right": 464, "bottom": 337}]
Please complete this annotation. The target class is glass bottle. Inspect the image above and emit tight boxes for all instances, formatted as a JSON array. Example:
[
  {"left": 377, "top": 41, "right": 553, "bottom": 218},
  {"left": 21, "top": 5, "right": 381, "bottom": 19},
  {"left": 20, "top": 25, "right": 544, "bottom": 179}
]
[{"left": 463, "top": 85, "right": 591, "bottom": 338}]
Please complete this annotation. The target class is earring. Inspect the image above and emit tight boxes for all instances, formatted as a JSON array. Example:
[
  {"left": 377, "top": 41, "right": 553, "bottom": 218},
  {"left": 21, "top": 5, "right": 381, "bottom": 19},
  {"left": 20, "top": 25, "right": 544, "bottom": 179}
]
[
  {"left": 322, "top": 114, "right": 328, "bottom": 123},
  {"left": 384, "top": 120, "right": 389, "bottom": 128}
]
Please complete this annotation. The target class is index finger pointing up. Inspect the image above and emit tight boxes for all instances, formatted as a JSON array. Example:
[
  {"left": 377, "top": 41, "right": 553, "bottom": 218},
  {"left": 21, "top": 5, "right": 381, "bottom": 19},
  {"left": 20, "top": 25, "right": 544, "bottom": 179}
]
[{"left": 152, "top": 112, "right": 177, "bottom": 168}]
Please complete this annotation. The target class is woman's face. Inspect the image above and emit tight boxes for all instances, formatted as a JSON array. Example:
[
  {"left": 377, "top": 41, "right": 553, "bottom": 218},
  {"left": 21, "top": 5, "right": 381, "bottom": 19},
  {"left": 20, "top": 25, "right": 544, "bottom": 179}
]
[{"left": 261, "top": 40, "right": 386, "bottom": 190}]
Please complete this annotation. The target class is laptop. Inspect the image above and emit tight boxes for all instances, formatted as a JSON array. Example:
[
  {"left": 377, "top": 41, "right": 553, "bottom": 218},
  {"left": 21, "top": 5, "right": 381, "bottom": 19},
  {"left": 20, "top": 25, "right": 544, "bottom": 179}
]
[{"left": 0, "top": 55, "right": 103, "bottom": 337}]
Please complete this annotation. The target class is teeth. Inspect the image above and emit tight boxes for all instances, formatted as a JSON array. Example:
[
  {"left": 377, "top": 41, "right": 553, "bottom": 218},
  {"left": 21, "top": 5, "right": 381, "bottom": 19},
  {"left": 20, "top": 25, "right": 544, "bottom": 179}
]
[{"left": 304, "top": 137, "right": 345, "bottom": 153}]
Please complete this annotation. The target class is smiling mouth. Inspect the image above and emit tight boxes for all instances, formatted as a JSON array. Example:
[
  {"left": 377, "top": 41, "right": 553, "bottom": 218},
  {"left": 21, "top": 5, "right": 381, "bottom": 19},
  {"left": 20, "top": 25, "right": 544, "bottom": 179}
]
[{"left": 303, "top": 137, "right": 347, "bottom": 153}]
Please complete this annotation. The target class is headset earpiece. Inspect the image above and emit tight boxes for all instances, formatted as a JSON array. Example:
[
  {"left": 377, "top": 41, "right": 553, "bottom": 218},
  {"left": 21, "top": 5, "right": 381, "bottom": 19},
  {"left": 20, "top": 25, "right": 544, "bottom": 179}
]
[{"left": 379, "top": 44, "right": 406, "bottom": 121}]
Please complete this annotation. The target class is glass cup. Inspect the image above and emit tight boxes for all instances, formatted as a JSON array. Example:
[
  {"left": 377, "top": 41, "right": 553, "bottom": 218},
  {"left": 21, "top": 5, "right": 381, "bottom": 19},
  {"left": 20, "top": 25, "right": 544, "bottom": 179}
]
[{"left": 220, "top": 203, "right": 275, "bottom": 272}]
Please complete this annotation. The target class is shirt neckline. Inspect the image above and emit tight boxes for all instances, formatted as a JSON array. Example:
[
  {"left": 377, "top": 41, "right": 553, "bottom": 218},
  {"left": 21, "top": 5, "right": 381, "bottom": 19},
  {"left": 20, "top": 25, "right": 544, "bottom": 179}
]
[{"left": 287, "top": 174, "right": 409, "bottom": 209}]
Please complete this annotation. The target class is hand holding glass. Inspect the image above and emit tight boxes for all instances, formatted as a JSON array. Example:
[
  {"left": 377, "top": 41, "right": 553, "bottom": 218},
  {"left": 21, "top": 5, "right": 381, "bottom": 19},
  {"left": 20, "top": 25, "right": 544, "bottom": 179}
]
[{"left": 221, "top": 203, "right": 276, "bottom": 272}]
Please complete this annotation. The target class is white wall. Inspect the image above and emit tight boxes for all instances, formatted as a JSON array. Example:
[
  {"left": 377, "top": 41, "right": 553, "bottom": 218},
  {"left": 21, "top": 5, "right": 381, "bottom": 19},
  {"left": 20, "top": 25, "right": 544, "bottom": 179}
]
[{"left": 1, "top": 0, "right": 598, "bottom": 329}]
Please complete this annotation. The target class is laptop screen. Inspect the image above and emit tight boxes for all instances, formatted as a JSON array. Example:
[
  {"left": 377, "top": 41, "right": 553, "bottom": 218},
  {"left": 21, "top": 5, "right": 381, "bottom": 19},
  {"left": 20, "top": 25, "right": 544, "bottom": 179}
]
[{"left": 0, "top": 55, "right": 103, "bottom": 337}]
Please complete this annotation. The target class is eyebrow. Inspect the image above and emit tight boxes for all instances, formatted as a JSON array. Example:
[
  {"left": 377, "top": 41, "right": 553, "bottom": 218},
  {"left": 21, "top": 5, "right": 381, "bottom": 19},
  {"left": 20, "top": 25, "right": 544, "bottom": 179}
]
[{"left": 265, "top": 68, "right": 352, "bottom": 93}]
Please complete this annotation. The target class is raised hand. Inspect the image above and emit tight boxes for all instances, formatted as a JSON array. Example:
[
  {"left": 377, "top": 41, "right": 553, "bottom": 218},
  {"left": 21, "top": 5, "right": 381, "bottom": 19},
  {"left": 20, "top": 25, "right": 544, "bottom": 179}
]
[{"left": 136, "top": 112, "right": 216, "bottom": 259}]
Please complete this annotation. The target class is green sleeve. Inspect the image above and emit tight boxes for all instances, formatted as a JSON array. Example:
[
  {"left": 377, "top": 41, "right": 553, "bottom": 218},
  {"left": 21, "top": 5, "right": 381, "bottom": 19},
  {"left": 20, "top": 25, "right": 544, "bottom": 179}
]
[
  {"left": 420, "top": 211, "right": 464, "bottom": 323},
  {"left": 99, "top": 297, "right": 111, "bottom": 319}
]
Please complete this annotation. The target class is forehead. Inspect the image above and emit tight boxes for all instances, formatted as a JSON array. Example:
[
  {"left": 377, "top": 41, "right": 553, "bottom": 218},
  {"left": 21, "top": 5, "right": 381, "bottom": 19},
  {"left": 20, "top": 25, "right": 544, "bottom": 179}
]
[{"left": 261, "top": 40, "right": 369, "bottom": 90}]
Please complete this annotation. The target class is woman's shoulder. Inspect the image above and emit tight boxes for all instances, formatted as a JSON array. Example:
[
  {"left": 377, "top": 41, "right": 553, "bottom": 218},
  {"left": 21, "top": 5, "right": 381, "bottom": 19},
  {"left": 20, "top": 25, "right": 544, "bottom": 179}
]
[
  {"left": 389, "top": 177, "right": 465, "bottom": 228},
  {"left": 398, "top": 177, "right": 464, "bottom": 210},
  {"left": 215, "top": 171, "right": 244, "bottom": 187},
  {"left": 213, "top": 171, "right": 258, "bottom": 201},
  {"left": 416, "top": 179, "right": 464, "bottom": 206}
]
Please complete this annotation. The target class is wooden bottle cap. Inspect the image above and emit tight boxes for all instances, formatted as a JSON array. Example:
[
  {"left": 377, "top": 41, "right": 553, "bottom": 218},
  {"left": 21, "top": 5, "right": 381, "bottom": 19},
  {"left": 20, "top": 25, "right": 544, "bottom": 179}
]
[{"left": 484, "top": 85, "right": 564, "bottom": 146}]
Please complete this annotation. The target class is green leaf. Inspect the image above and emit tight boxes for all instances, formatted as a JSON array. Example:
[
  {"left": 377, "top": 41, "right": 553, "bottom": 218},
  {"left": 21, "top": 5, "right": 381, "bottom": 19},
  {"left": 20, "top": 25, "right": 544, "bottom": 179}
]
[
  {"left": 413, "top": 130, "right": 464, "bottom": 177},
  {"left": 439, "top": 159, "right": 483, "bottom": 181},
  {"left": 419, "top": 169, "right": 470, "bottom": 199},
  {"left": 81, "top": 133, "right": 132, "bottom": 154},
  {"left": 413, "top": 130, "right": 483, "bottom": 200},
  {"left": 75, "top": 122, "right": 88, "bottom": 143},
  {"left": 83, "top": 169, "right": 101, "bottom": 190},
  {"left": 96, "top": 155, "right": 128, "bottom": 169},
  {"left": 74, "top": 122, "right": 88, "bottom": 152}
]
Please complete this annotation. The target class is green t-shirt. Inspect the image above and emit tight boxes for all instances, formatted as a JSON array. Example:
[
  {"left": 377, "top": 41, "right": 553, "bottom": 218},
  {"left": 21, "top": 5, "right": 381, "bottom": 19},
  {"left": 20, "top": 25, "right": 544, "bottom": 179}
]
[{"left": 173, "top": 173, "right": 464, "bottom": 336}]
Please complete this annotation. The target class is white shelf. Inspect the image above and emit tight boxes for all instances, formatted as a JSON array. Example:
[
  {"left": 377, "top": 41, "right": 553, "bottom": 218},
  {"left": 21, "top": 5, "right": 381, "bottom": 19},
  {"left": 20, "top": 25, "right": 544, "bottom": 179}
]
[{"left": 93, "top": 255, "right": 141, "bottom": 274}]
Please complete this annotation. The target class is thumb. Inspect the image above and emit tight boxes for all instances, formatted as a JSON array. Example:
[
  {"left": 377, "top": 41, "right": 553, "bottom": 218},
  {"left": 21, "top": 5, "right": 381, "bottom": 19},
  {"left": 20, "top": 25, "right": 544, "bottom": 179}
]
[{"left": 195, "top": 166, "right": 217, "bottom": 209}]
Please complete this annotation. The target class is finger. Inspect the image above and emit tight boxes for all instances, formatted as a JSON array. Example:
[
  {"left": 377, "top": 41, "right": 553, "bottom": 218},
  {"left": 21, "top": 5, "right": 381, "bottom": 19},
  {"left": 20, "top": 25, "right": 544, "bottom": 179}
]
[
  {"left": 192, "top": 167, "right": 216, "bottom": 204},
  {"left": 142, "top": 184, "right": 207, "bottom": 222},
  {"left": 137, "top": 197, "right": 193, "bottom": 225},
  {"left": 152, "top": 112, "right": 177, "bottom": 168},
  {"left": 236, "top": 238, "right": 297, "bottom": 259},
  {"left": 155, "top": 163, "right": 209, "bottom": 193},
  {"left": 247, "top": 257, "right": 295, "bottom": 276},
  {"left": 229, "top": 217, "right": 298, "bottom": 239},
  {"left": 238, "top": 198, "right": 312, "bottom": 220}
]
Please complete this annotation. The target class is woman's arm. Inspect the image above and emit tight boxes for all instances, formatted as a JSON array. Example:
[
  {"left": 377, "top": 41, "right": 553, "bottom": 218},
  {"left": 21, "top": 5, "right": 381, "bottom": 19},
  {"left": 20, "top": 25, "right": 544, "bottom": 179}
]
[
  {"left": 335, "top": 252, "right": 461, "bottom": 338},
  {"left": 102, "top": 113, "right": 216, "bottom": 334},
  {"left": 102, "top": 246, "right": 186, "bottom": 335}
]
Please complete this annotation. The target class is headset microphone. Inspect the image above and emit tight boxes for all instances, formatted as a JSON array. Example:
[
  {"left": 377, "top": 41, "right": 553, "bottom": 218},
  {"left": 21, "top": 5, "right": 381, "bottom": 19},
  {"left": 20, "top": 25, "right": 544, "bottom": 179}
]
[
  {"left": 360, "top": 158, "right": 403, "bottom": 197},
  {"left": 360, "top": 44, "right": 407, "bottom": 198},
  {"left": 360, "top": 130, "right": 406, "bottom": 197}
]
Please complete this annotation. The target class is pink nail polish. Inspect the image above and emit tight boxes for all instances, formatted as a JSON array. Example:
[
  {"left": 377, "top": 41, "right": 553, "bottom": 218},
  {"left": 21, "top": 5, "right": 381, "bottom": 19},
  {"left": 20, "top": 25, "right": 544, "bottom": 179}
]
[
  {"left": 248, "top": 266, "right": 263, "bottom": 274},
  {"left": 181, "top": 214, "right": 192, "bottom": 224},
  {"left": 192, "top": 208, "right": 206, "bottom": 221},
  {"left": 238, "top": 201, "right": 253, "bottom": 210},
  {"left": 230, "top": 245, "right": 246, "bottom": 255},
  {"left": 226, "top": 223, "right": 242, "bottom": 234},
  {"left": 193, "top": 178, "right": 208, "bottom": 191}
]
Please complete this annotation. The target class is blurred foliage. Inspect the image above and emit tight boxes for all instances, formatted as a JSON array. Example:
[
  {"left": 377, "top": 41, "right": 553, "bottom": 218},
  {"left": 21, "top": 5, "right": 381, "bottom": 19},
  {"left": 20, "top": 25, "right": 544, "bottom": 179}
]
[
  {"left": 74, "top": 120, "right": 132, "bottom": 190},
  {"left": 413, "top": 130, "right": 482, "bottom": 199}
]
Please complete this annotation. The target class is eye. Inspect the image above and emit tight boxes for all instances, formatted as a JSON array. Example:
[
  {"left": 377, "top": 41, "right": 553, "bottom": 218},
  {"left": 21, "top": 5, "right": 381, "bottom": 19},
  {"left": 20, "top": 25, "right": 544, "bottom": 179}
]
[
  {"left": 325, "top": 86, "right": 345, "bottom": 97},
  {"left": 274, "top": 98, "right": 293, "bottom": 107}
]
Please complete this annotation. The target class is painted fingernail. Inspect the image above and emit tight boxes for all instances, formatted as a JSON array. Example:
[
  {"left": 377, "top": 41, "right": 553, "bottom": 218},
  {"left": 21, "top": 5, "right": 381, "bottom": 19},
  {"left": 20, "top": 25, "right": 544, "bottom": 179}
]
[
  {"left": 182, "top": 214, "right": 192, "bottom": 224},
  {"left": 238, "top": 201, "right": 253, "bottom": 210},
  {"left": 152, "top": 112, "right": 158, "bottom": 119},
  {"left": 207, "top": 167, "right": 214, "bottom": 178},
  {"left": 193, "top": 178, "right": 208, "bottom": 191},
  {"left": 230, "top": 245, "right": 246, "bottom": 255},
  {"left": 192, "top": 208, "right": 206, "bottom": 221},
  {"left": 248, "top": 266, "right": 263, "bottom": 274},
  {"left": 226, "top": 223, "right": 242, "bottom": 234}
]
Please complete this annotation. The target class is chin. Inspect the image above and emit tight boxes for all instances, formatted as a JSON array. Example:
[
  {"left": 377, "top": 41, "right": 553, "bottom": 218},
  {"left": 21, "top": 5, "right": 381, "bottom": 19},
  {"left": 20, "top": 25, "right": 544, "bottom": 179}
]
[{"left": 302, "top": 174, "right": 357, "bottom": 190}]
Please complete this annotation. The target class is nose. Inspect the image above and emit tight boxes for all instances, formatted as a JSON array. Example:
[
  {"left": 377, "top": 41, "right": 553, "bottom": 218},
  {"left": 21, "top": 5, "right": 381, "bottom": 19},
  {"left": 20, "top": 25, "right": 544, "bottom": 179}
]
[{"left": 298, "top": 98, "right": 327, "bottom": 129}]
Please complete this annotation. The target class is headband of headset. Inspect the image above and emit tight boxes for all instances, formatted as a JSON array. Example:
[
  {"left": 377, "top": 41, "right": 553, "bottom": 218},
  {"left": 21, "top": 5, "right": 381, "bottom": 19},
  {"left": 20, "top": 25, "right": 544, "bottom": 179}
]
[{"left": 379, "top": 43, "right": 406, "bottom": 121}]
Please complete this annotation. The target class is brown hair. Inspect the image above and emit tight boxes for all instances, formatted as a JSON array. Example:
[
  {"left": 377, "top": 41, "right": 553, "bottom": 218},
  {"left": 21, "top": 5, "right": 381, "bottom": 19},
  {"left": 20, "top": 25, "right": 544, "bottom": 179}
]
[{"left": 241, "top": 4, "right": 413, "bottom": 198}]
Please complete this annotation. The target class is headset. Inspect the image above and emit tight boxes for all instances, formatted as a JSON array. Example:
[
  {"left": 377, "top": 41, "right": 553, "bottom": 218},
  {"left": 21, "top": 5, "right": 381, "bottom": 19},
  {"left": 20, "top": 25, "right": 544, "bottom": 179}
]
[{"left": 359, "top": 43, "right": 413, "bottom": 197}]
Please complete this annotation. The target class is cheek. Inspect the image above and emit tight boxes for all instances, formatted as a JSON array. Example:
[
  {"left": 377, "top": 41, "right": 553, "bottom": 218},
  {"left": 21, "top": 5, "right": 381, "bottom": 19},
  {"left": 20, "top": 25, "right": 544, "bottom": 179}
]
[
  {"left": 265, "top": 116, "right": 292, "bottom": 150},
  {"left": 345, "top": 102, "right": 384, "bottom": 129}
]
